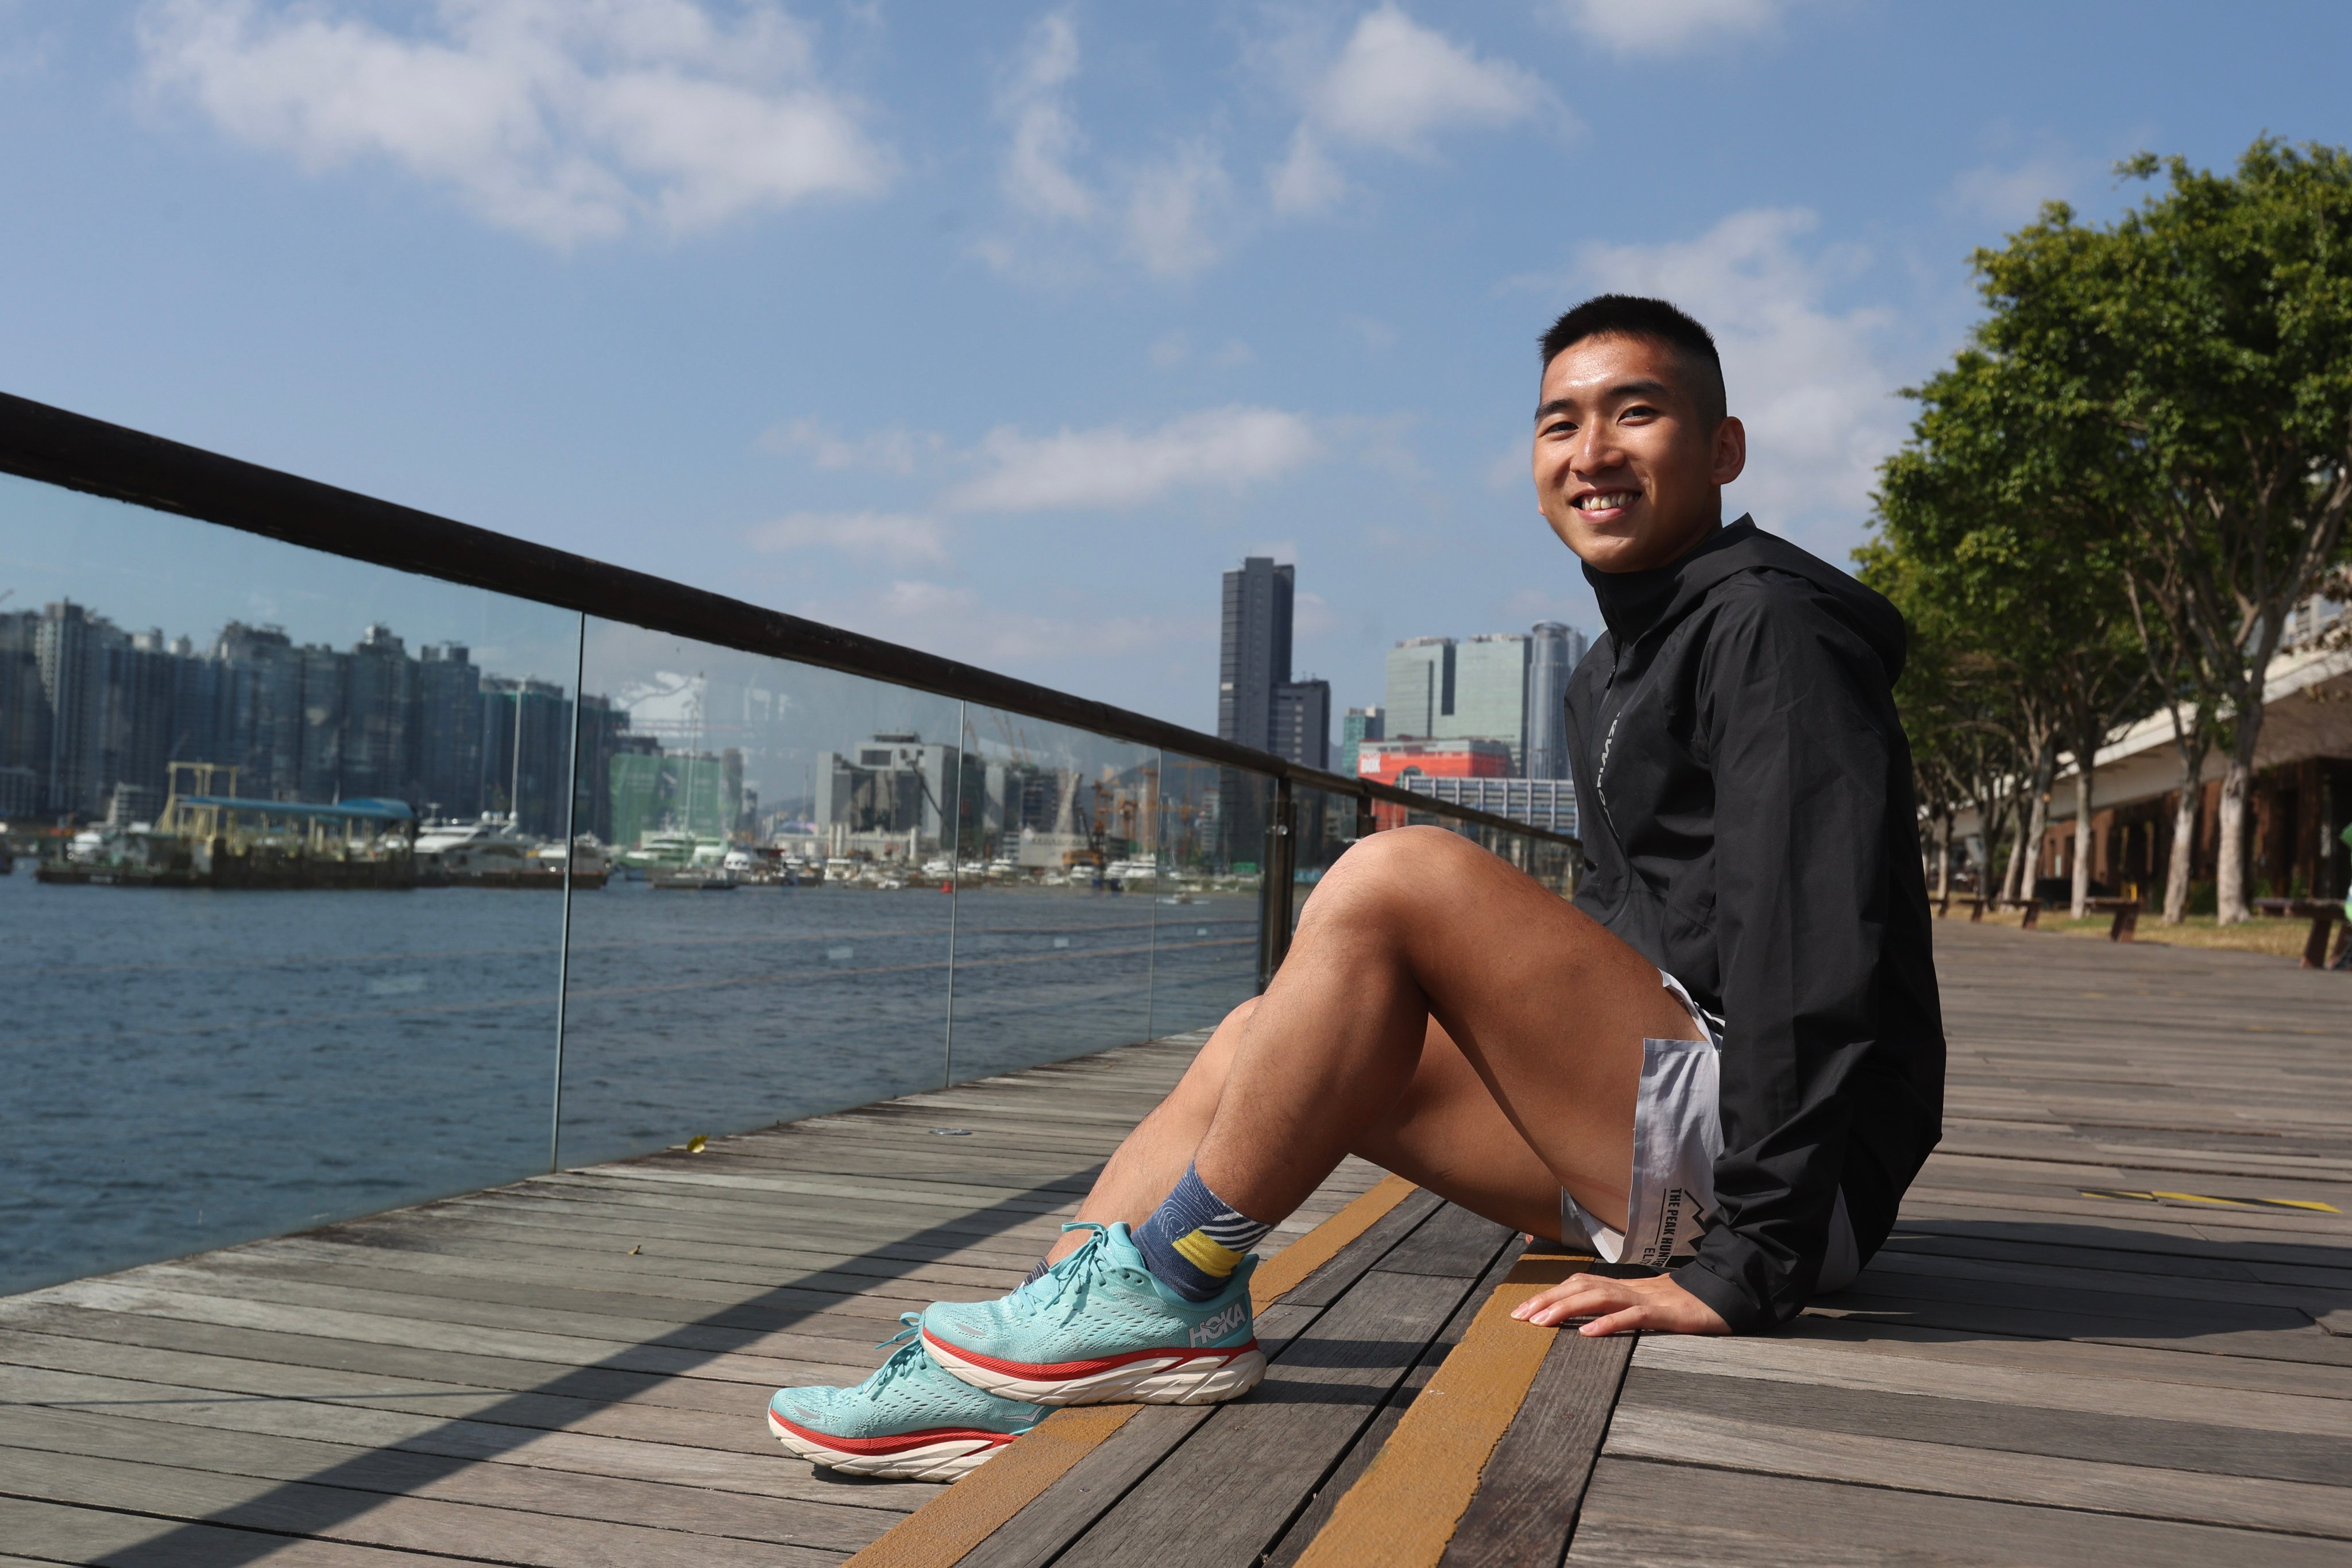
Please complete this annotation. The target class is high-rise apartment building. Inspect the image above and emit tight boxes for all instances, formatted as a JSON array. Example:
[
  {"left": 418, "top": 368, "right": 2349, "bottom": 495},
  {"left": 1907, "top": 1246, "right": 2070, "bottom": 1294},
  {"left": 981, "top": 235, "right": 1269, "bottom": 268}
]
[
  {"left": 1218, "top": 556, "right": 1330, "bottom": 769},
  {"left": 1524, "top": 621, "right": 1588, "bottom": 781},
  {"left": 1384, "top": 638, "right": 1454, "bottom": 737}
]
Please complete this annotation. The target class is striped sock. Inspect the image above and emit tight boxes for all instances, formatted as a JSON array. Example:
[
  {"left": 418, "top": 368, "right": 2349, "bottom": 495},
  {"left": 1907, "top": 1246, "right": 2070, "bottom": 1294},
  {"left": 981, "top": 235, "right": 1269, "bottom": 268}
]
[{"left": 1134, "top": 1164, "right": 1273, "bottom": 1301}]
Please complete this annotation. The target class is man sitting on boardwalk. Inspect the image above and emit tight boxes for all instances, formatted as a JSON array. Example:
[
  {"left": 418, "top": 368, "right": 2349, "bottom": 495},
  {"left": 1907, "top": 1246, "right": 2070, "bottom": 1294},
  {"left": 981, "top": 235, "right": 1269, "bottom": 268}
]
[{"left": 766, "top": 295, "right": 1948, "bottom": 1480}]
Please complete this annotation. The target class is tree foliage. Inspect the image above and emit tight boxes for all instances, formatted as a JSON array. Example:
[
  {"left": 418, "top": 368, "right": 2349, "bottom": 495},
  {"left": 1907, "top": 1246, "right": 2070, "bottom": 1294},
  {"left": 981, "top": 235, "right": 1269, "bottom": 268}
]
[{"left": 1867, "top": 138, "right": 2352, "bottom": 920}]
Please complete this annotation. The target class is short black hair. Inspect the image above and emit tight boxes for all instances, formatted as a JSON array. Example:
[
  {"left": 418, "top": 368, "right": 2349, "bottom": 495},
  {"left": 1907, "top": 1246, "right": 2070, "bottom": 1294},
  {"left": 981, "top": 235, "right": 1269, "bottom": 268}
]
[{"left": 1539, "top": 295, "right": 1726, "bottom": 427}]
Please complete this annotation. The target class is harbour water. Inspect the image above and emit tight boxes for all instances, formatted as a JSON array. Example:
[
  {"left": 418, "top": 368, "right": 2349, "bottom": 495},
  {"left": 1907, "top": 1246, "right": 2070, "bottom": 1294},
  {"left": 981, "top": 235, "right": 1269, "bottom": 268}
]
[{"left": 0, "top": 868, "right": 1257, "bottom": 1295}]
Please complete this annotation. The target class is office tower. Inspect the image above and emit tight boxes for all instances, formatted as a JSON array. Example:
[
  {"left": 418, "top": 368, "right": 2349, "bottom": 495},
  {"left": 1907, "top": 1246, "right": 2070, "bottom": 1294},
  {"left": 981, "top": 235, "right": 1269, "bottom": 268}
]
[
  {"left": 1270, "top": 678, "right": 1330, "bottom": 771},
  {"left": 1339, "top": 706, "right": 1383, "bottom": 780},
  {"left": 1385, "top": 638, "right": 1454, "bottom": 738},
  {"left": 1452, "top": 634, "right": 1531, "bottom": 774},
  {"left": 1524, "top": 622, "right": 1586, "bottom": 780},
  {"left": 1218, "top": 555, "right": 1330, "bottom": 771},
  {"left": 213, "top": 622, "right": 302, "bottom": 800},
  {"left": 1219, "top": 557, "right": 1293, "bottom": 752}
]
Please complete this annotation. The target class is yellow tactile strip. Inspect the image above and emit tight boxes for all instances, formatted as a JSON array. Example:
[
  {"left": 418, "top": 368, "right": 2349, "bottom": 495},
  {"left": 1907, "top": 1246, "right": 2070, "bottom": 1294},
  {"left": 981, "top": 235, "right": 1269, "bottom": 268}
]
[
  {"left": 1289, "top": 1252, "right": 1596, "bottom": 1568},
  {"left": 841, "top": 1173, "right": 1423, "bottom": 1568}
]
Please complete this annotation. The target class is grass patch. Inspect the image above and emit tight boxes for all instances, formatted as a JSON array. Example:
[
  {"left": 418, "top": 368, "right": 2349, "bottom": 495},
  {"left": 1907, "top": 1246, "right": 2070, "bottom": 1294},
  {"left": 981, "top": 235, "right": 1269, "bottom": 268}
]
[{"left": 1951, "top": 906, "right": 2336, "bottom": 960}]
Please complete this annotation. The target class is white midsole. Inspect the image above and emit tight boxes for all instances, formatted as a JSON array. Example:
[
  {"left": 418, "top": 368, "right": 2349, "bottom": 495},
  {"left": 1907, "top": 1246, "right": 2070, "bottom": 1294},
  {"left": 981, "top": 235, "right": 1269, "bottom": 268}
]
[
  {"left": 768, "top": 1412, "right": 1009, "bottom": 1482},
  {"left": 925, "top": 1341, "right": 1268, "bottom": 1407}
]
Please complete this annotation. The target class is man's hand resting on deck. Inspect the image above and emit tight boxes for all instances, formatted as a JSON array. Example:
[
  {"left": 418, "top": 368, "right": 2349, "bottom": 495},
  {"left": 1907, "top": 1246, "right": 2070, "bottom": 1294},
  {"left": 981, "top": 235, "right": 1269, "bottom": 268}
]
[{"left": 1509, "top": 1269, "right": 1731, "bottom": 1337}]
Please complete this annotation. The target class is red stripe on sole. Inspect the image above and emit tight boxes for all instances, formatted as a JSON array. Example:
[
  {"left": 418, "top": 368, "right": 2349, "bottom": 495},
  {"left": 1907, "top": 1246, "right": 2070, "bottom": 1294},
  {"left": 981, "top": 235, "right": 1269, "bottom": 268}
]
[
  {"left": 922, "top": 1328, "right": 1260, "bottom": 1381},
  {"left": 767, "top": 1409, "right": 1021, "bottom": 1456}
]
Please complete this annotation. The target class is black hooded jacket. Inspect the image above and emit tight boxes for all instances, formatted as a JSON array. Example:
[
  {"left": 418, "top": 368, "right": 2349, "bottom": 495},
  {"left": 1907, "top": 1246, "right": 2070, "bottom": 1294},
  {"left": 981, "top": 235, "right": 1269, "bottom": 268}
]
[{"left": 1565, "top": 516, "right": 1945, "bottom": 1330}]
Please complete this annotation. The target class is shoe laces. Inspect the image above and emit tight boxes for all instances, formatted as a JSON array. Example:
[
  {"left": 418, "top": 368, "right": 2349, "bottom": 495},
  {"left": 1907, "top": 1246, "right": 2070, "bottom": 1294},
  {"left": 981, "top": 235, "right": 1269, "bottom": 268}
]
[
  {"left": 1027, "top": 1222, "right": 1113, "bottom": 1320},
  {"left": 861, "top": 1313, "right": 929, "bottom": 1393}
]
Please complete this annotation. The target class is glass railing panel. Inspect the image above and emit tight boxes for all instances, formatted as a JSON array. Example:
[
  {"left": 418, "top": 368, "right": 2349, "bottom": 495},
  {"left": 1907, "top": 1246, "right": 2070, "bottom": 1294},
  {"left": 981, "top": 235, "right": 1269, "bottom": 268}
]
[
  {"left": 943, "top": 708, "right": 1158, "bottom": 1081},
  {"left": 1290, "top": 783, "right": 1362, "bottom": 934},
  {"left": 0, "top": 474, "right": 578, "bottom": 1294},
  {"left": 1150, "top": 752, "right": 1269, "bottom": 1033},
  {"left": 551, "top": 620, "right": 963, "bottom": 1169}
]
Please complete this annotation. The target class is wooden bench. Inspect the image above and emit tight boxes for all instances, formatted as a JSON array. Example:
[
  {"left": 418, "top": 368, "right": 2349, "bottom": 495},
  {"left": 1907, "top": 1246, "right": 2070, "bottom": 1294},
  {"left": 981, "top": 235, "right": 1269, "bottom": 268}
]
[
  {"left": 2253, "top": 896, "right": 2349, "bottom": 969},
  {"left": 1997, "top": 896, "right": 2041, "bottom": 929},
  {"left": 1933, "top": 895, "right": 1993, "bottom": 922},
  {"left": 2084, "top": 896, "right": 2141, "bottom": 941}
]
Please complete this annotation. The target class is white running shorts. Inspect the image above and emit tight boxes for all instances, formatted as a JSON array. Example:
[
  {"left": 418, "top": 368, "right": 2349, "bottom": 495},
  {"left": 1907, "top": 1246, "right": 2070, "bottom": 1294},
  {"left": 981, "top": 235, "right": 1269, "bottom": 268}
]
[{"left": 1559, "top": 970, "right": 1860, "bottom": 1294}]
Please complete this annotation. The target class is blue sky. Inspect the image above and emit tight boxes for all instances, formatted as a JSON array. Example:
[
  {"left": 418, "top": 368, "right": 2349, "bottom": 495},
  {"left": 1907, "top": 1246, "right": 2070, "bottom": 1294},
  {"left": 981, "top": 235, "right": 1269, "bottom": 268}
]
[{"left": 4, "top": 1, "right": 2349, "bottom": 737}]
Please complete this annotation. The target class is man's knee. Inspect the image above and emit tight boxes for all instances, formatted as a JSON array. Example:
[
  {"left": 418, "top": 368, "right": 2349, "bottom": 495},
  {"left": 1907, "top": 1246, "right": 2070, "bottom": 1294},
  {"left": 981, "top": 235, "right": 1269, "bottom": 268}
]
[{"left": 1303, "top": 825, "right": 1482, "bottom": 927}]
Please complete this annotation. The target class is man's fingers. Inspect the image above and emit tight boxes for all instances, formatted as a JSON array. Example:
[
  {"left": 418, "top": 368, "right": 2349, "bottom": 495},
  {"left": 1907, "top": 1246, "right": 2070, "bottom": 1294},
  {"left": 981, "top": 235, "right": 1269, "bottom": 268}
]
[{"left": 1579, "top": 1304, "right": 1647, "bottom": 1337}]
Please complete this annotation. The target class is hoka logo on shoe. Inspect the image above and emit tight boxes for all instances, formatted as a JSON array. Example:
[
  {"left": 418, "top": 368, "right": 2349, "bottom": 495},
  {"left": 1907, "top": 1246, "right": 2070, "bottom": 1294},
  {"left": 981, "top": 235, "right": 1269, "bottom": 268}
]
[{"left": 1190, "top": 1301, "right": 1248, "bottom": 1346}]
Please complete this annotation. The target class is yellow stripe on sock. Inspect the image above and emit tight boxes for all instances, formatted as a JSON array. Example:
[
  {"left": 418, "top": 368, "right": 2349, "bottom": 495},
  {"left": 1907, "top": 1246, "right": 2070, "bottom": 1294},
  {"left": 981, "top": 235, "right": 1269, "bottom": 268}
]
[{"left": 1172, "top": 1228, "right": 1246, "bottom": 1277}]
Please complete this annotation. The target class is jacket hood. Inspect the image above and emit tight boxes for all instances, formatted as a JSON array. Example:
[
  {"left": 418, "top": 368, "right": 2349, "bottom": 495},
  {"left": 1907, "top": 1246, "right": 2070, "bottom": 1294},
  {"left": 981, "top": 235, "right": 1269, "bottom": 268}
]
[{"left": 1582, "top": 515, "right": 1907, "bottom": 683}]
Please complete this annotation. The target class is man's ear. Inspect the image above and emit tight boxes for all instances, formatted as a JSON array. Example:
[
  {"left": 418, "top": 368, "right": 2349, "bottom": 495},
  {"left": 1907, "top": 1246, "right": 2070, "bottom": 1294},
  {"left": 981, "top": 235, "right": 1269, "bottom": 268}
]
[{"left": 1710, "top": 416, "right": 1747, "bottom": 486}]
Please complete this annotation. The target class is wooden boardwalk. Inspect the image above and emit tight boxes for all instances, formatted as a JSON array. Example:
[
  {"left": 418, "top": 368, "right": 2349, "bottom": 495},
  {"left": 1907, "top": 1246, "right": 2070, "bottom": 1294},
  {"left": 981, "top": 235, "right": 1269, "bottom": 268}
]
[{"left": 2, "top": 921, "right": 2349, "bottom": 1565}]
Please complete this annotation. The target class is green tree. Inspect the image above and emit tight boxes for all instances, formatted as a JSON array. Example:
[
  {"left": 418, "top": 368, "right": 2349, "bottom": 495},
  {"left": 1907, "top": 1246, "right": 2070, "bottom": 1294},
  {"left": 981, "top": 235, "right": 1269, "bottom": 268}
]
[
  {"left": 1871, "top": 350, "right": 2147, "bottom": 919},
  {"left": 1970, "top": 140, "right": 2352, "bottom": 921}
]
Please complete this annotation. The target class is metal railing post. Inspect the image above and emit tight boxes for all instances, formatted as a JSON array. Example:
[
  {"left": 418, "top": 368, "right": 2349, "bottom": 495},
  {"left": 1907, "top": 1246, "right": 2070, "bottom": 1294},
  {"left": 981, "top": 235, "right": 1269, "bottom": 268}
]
[{"left": 1259, "top": 775, "right": 1296, "bottom": 989}]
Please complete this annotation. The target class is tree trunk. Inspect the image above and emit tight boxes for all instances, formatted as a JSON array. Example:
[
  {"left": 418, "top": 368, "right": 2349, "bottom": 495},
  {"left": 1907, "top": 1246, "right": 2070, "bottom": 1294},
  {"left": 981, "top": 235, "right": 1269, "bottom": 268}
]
[
  {"left": 2216, "top": 755, "right": 2253, "bottom": 924},
  {"left": 1936, "top": 811, "right": 1953, "bottom": 903},
  {"left": 2010, "top": 739, "right": 2056, "bottom": 904},
  {"left": 2069, "top": 750, "right": 2094, "bottom": 920},
  {"left": 2162, "top": 785, "right": 2200, "bottom": 924}
]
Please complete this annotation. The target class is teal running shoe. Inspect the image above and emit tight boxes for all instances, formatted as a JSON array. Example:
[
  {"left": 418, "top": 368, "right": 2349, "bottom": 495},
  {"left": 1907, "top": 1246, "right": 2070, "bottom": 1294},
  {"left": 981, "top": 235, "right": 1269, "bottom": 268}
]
[
  {"left": 766, "top": 1315, "right": 1045, "bottom": 1481},
  {"left": 920, "top": 1222, "right": 1264, "bottom": 1406}
]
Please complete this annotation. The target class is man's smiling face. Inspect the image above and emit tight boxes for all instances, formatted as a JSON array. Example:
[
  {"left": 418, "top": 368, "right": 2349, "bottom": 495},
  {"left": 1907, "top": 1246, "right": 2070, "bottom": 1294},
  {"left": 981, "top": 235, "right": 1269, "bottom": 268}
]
[{"left": 1532, "top": 333, "right": 1745, "bottom": 574}]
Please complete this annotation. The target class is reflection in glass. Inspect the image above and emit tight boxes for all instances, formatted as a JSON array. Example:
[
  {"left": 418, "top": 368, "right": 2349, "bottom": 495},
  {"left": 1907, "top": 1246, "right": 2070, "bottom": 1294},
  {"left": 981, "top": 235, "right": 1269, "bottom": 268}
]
[
  {"left": 943, "top": 709, "right": 1158, "bottom": 1082},
  {"left": 0, "top": 477, "right": 577, "bottom": 1293},
  {"left": 1289, "top": 784, "right": 1363, "bottom": 935},
  {"left": 1150, "top": 753, "right": 1268, "bottom": 1034},
  {"left": 553, "top": 620, "right": 964, "bottom": 1168}
]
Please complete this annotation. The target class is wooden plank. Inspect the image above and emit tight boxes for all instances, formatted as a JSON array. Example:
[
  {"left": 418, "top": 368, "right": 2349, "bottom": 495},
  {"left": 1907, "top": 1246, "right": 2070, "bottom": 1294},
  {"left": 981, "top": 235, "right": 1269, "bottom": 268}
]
[
  {"left": 1438, "top": 1319, "right": 1634, "bottom": 1565},
  {"left": 1617, "top": 1365, "right": 2352, "bottom": 1485},
  {"left": 0, "top": 1361, "right": 933, "bottom": 1512},
  {"left": 0, "top": 1496, "right": 485, "bottom": 1567},
  {"left": 0, "top": 1403, "right": 886, "bottom": 1552},
  {"left": 1289, "top": 1255, "right": 1593, "bottom": 1568},
  {"left": 1053, "top": 1268, "right": 1477, "bottom": 1566},
  {"left": 1629, "top": 1333, "right": 2352, "bottom": 1437},
  {"left": 0, "top": 1445, "right": 847, "bottom": 1567},
  {"left": 1277, "top": 1188, "right": 1446, "bottom": 1308},
  {"left": 1368, "top": 1202, "right": 1517, "bottom": 1281},
  {"left": 1258, "top": 1239, "right": 1531, "bottom": 1568},
  {"left": 1569, "top": 1456, "right": 2352, "bottom": 1567}
]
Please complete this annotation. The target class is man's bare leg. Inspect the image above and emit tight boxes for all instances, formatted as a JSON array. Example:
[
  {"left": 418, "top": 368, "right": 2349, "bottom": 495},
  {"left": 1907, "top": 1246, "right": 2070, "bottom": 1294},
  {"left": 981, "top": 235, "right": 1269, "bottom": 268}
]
[{"left": 1049, "top": 825, "right": 1702, "bottom": 1268}]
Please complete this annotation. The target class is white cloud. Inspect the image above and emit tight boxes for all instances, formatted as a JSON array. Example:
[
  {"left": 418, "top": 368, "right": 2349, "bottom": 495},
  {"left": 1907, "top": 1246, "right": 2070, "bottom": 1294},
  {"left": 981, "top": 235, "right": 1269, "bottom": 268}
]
[
  {"left": 947, "top": 405, "right": 1322, "bottom": 513},
  {"left": 1272, "top": 6, "right": 1554, "bottom": 215},
  {"left": 1573, "top": 207, "right": 1904, "bottom": 543},
  {"left": 137, "top": 0, "right": 890, "bottom": 246},
  {"left": 1149, "top": 333, "right": 1256, "bottom": 369},
  {"left": 981, "top": 11, "right": 1228, "bottom": 281},
  {"left": 1123, "top": 141, "right": 1227, "bottom": 279},
  {"left": 1552, "top": 0, "right": 1782, "bottom": 55},
  {"left": 1943, "top": 149, "right": 2089, "bottom": 229},
  {"left": 998, "top": 11, "right": 1093, "bottom": 222},
  {"left": 744, "top": 510, "right": 949, "bottom": 566},
  {"left": 760, "top": 417, "right": 941, "bottom": 474}
]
